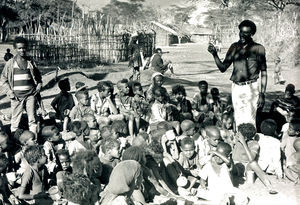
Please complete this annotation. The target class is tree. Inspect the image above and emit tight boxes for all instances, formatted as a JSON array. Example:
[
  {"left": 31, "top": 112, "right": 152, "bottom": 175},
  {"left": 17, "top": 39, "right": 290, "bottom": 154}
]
[{"left": 0, "top": 0, "right": 18, "bottom": 41}]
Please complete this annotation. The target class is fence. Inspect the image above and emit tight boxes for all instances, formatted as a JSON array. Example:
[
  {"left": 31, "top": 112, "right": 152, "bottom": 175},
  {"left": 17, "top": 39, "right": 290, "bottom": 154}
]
[{"left": 15, "top": 32, "right": 155, "bottom": 66}]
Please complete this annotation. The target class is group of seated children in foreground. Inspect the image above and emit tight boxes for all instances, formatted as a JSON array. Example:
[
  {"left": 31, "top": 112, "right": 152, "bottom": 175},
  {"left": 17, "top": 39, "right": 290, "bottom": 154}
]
[{"left": 0, "top": 72, "right": 299, "bottom": 204}]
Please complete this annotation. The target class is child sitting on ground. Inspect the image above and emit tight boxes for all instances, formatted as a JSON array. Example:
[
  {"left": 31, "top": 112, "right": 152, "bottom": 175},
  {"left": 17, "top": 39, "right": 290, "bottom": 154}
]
[
  {"left": 170, "top": 84, "right": 193, "bottom": 122},
  {"left": 60, "top": 173, "right": 99, "bottom": 205},
  {"left": 178, "top": 137, "right": 201, "bottom": 177},
  {"left": 0, "top": 132, "right": 14, "bottom": 172},
  {"left": 67, "top": 121, "right": 92, "bottom": 156},
  {"left": 99, "top": 138, "right": 121, "bottom": 185},
  {"left": 177, "top": 137, "right": 201, "bottom": 197},
  {"left": 192, "top": 81, "right": 213, "bottom": 123},
  {"left": 131, "top": 81, "right": 150, "bottom": 130},
  {"left": 69, "top": 90, "right": 94, "bottom": 122},
  {"left": 149, "top": 87, "right": 180, "bottom": 134},
  {"left": 82, "top": 114, "right": 101, "bottom": 150},
  {"left": 197, "top": 142, "right": 248, "bottom": 204},
  {"left": 0, "top": 153, "right": 12, "bottom": 204},
  {"left": 198, "top": 126, "right": 221, "bottom": 167},
  {"left": 233, "top": 123, "right": 276, "bottom": 193},
  {"left": 41, "top": 125, "right": 62, "bottom": 174},
  {"left": 115, "top": 79, "right": 136, "bottom": 137},
  {"left": 18, "top": 145, "right": 51, "bottom": 203},
  {"left": 284, "top": 138, "right": 300, "bottom": 183},
  {"left": 51, "top": 78, "right": 75, "bottom": 122},
  {"left": 90, "top": 81, "right": 120, "bottom": 125},
  {"left": 256, "top": 119, "right": 282, "bottom": 179},
  {"left": 146, "top": 72, "right": 166, "bottom": 103},
  {"left": 209, "top": 87, "right": 222, "bottom": 123},
  {"left": 281, "top": 119, "right": 300, "bottom": 175},
  {"left": 219, "top": 112, "right": 236, "bottom": 147},
  {"left": 56, "top": 149, "right": 72, "bottom": 190},
  {"left": 178, "top": 120, "right": 196, "bottom": 142},
  {"left": 15, "top": 131, "right": 37, "bottom": 176}
]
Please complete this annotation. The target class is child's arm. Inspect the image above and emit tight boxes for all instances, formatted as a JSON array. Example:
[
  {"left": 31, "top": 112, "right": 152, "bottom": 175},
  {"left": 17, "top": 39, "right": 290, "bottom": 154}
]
[
  {"left": 152, "top": 103, "right": 166, "bottom": 121},
  {"left": 50, "top": 95, "right": 59, "bottom": 112},
  {"left": 106, "top": 96, "right": 119, "bottom": 114},
  {"left": 237, "top": 133, "right": 256, "bottom": 162},
  {"left": 18, "top": 169, "right": 48, "bottom": 200},
  {"left": 150, "top": 166, "right": 177, "bottom": 196},
  {"left": 284, "top": 165, "right": 300, "bottom": 183}
]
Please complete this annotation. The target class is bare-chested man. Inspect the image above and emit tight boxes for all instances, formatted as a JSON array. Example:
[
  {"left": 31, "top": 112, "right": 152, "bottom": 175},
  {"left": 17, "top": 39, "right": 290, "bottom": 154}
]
[{"left": 208, "top": 20, "right": 267, "bottom": 128}]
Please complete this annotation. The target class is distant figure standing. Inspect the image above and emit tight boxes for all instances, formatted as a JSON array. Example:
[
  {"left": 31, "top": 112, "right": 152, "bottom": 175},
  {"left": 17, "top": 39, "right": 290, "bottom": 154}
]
[
  {"left": 274, "top": 57, "right": 285, "bottom": 85},
  {"left": 128, "top": 33, "right": 143, "bottom": 81},
  {"left": 208, "top": 20, "right": 267, "bottom": 128},
  {"left": 4, "top": 48, "right": 13, "bottom": 61}
]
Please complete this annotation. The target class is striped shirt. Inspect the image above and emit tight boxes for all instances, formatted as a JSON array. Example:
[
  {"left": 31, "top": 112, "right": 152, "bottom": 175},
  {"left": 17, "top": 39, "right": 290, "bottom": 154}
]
[{"left": 13, "top": 61, "right": 34, "bottom": 98}]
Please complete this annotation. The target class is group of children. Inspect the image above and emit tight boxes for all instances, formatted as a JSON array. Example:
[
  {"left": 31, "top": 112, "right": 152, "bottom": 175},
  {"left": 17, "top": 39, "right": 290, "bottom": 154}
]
[{"left": 0, "top": 71, "right": 299, "bottom": 205}]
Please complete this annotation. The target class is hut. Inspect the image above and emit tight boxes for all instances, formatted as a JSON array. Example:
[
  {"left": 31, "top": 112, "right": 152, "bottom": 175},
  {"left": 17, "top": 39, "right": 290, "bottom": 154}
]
[
  {"left": 150, "top": 21, "right": 190, "bottom": 47},
  {"left": 190, "top": 27, "right": 214, "bottom": 43}
]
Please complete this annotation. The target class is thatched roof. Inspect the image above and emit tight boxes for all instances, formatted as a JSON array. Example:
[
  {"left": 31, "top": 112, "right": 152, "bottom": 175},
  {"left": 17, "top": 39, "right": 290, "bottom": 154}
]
[{"left": 150, "top": 21, "right": 179, "bottom": 36}]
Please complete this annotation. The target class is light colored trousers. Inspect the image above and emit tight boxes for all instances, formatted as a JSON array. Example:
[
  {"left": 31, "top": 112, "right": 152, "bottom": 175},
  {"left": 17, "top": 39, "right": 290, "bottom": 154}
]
[
  {"left": 11, "top": 95, "right": 37, "bottom": 134},
  {"left": 232, "top": 81, "right": 259, "bottom": 128}
]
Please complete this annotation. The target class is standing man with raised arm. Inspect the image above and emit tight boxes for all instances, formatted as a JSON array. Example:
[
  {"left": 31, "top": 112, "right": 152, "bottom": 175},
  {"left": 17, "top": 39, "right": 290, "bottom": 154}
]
[{"left": 208, "top": 20, "right": 267, "bottom": 128}]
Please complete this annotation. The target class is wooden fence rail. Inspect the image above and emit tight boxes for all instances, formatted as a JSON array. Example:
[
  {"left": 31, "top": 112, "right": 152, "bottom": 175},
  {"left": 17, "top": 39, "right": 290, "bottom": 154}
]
[{"left": 14, "top": 33, "right": 155, "bottom": 66}]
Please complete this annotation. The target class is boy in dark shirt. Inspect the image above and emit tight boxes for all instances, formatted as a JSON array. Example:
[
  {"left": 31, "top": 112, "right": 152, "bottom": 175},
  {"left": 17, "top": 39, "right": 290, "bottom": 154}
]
[{"left": 51, "top": 78, "right": 75, "bottom": 121}]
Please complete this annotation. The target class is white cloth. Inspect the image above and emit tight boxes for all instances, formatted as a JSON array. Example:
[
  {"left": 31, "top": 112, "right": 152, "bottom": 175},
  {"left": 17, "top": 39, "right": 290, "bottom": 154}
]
[
  {"left": 231, "top": 81, "right": 259, "bottom": 127},
  {"left": 257, "top": 133, "right": 282, "bottom": 176},
  {"left": 197, "top": 161, "right": 248, "bottom": 204},
  {"left": 67, "top": 140, "right": 87, "bottom": 156}
]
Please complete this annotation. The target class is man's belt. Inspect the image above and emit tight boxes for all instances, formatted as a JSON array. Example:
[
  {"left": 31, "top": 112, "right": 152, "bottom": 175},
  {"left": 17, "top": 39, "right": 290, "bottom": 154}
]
[{"left": 233, "top": 79, "right": 257, "bottom": 86}]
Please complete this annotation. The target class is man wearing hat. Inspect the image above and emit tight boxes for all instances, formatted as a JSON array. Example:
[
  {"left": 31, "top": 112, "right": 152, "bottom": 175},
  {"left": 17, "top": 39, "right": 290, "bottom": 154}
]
[{"left": 208, "top": 20, "right": 267, "bottom": 128}]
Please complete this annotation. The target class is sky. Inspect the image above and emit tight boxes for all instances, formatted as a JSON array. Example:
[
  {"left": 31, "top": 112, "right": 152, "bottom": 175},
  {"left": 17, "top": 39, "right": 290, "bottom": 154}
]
[{"left": 76, "top": 0, "right": 210, "bottom": 26}]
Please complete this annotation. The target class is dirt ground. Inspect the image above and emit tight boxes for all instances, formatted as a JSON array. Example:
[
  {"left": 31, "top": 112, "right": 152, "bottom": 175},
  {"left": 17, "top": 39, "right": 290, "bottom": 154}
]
[{"left": 0, "top": 42, "right": 299, "bottom": 204}]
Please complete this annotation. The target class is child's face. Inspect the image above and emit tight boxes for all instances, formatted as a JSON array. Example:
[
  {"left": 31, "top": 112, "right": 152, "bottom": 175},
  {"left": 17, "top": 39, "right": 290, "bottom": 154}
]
[
  {"left": 175, "top": 92, "right": 184, "bottom": 101},
  {"left": 154, "top": 76, "right": 163, "bottom": 87},
  {"left": 101, "top": 130, "right": 111, "bottom": 139},
  {"left": 59, "top": 155, "right": 71, "bottom": 171},
  {"left": 208, "top": 135, "right": 220, "bottom": 147},
  {"left": 186, "top": 127, "right": 195, "bottom": 136},
  {"left": 214, "top": 146, "right": 230, "bottom": 165},
  {"left": 154, "top": 90, "right": 164, "bottom": 103},
  {"left": 288, "top": 124, "right": 300, "bottom": 137},
  {"left": 100, "top": 86, "right": 111, "bottom": 98},
  {"left": 120, "top": 83, "right": 130, "bottom": 95},
  {"left": 199, "top": 84, "right": 208, "bottom": 95},
  {"left": 181, "top": 143, "right": 195, "bottom": 159},
  {"left": 222, "top": 117, "right": 233, "bottom": 130},
  {"left": 50, "top": 130, "right": 61, "bottom": 142},
  {"left": 0, "top": 136, "right": 8, "bottom": 151},
  {"left": 284, "top": 90, "right": 294, "bottom": 99},
  {"left": 79, "top": 94, "right": 90, "bottom": 106},
  {"left": 87, "top": 117, "right": 97, "bottom": 129},
  {"left": 133, "top": 86, "right": 143, "bottom": 96},
  {"left": 24, "top": 135, "right": 36, "bottom": 146},
  {"left": 38, "top": 151, "right": 47, "bottom": 166},
  {"left": 108, "top": 144, "right": 121, "bottom": 159}
]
